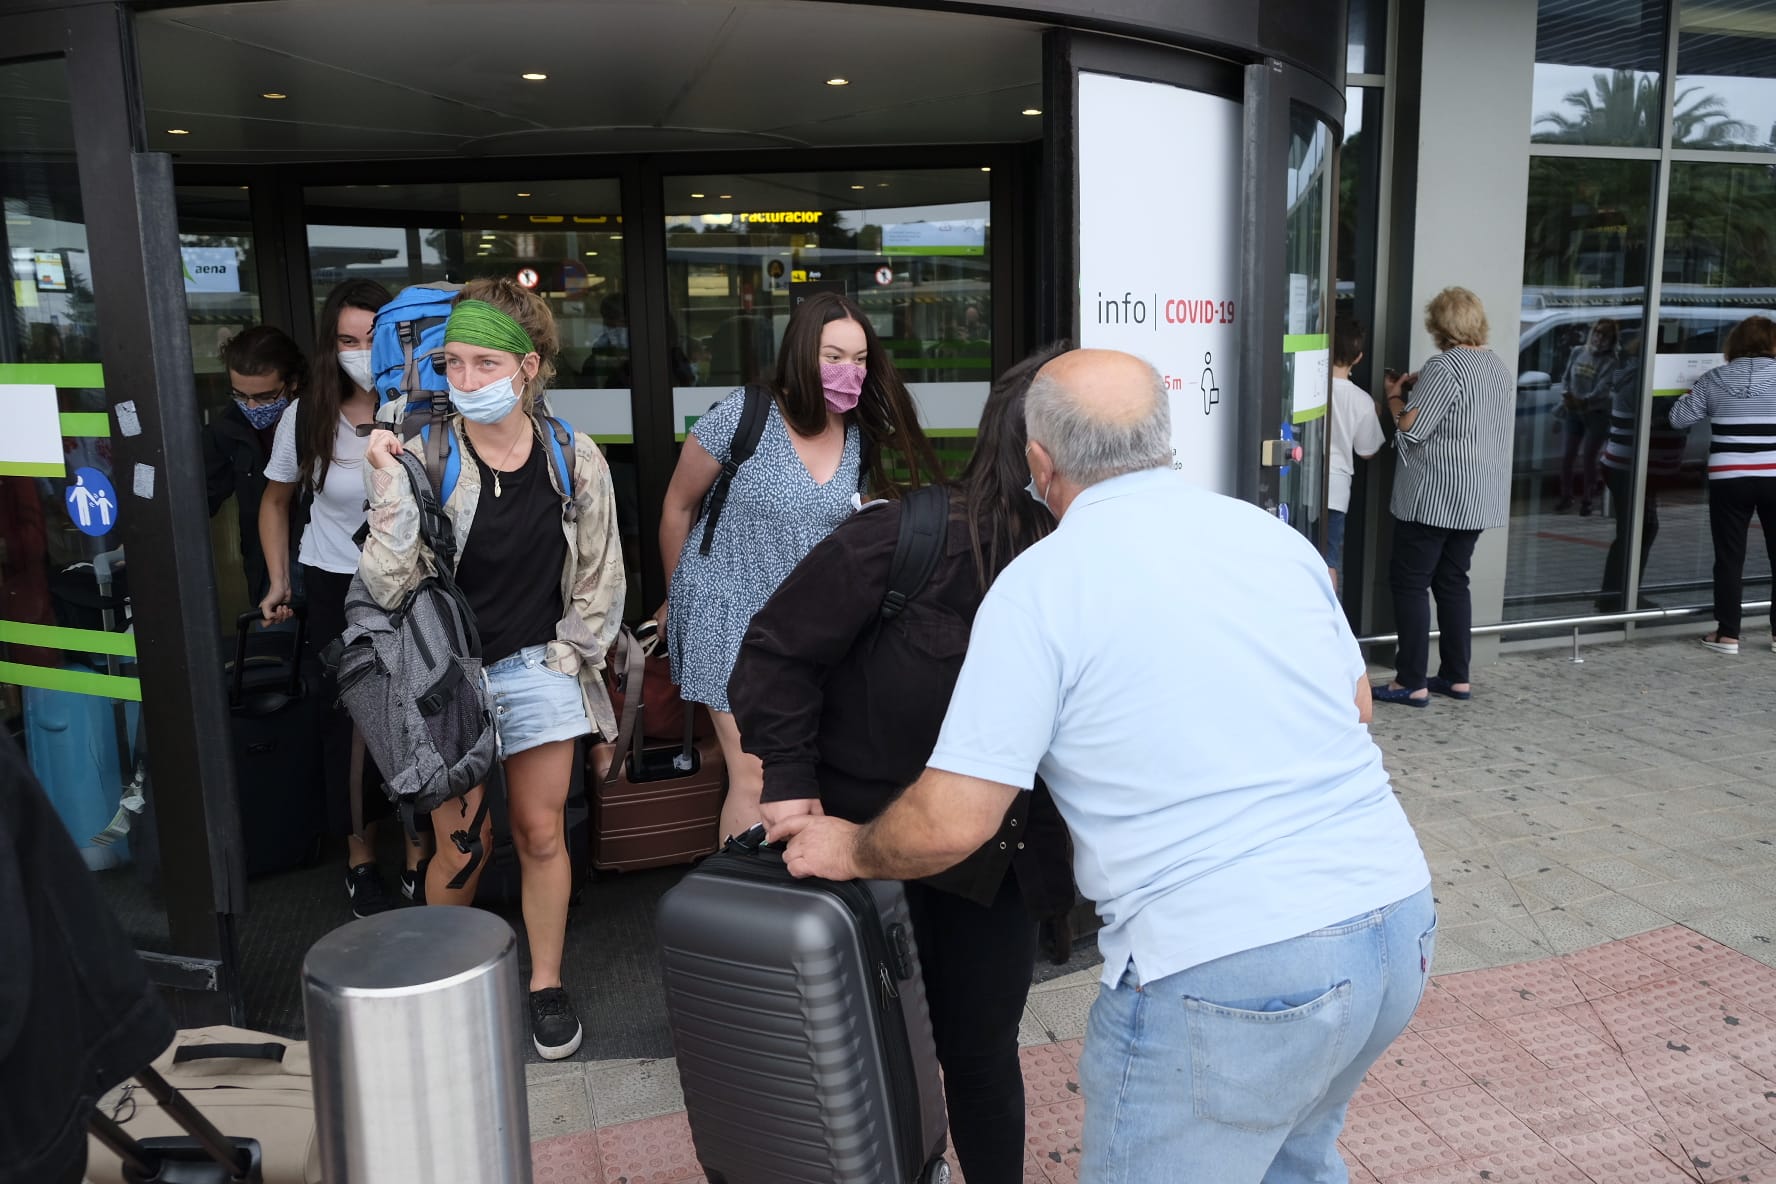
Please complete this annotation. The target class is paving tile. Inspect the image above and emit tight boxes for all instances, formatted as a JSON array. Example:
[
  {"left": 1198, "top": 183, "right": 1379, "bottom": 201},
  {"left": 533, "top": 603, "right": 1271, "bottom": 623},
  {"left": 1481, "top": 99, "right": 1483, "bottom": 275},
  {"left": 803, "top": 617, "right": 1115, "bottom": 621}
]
[
  {"left": 1546, "top": 1124, "right": 1699, "bottom": 1182},
  {"left": 1449, "top": 1146, "right": 1595, "bottom": 1182},
  {"left": 587, "top": 1057, "right": 685, "bottom": 1128},
  {"left": 1368, "top": 1031, "right": 1475, "bottom": 1098},
  {"left": 1434, "top": 957, "right": 1589, "bottom": 1018},
  {"left": 1567, "top": 894, "right": 1687, "bottom": 941},
  {"left": 1477, "top": 1068, "right": 1617, "bottom": 1139},
  {"left": 1622, "top": 879, "right": 1736, "bottom": 922},
  {"left": 1019, "top": 1038, "right": 1084, "bottom": 1107},
  {"left": 1561, "top": 940, "right": 1686, "bottom": 993},
  {"left": 530, "top": 1072, "right": 596, "bottom": 1141},
  {"left": 1025, "top": 983, "right": 1095, "bottom": 1043},
  {"left": 1685, "top": 907, "right": 1776, "bottom": 958},
  {"left": 1400, "top": 1084, "right": 1546, "bottom": 1157},
  {"left": 594, "top": 1112, "right": 700, "bottom": 1184},
  {"left": 1633, "top": 1099, "right": 1776, "bottom": 1182},
  {"left": 1513, "top": 909, "right": 1616, "bottom": 955},
  {"left": 1569, "top": 856, "right": 1673, "bottom": 892},
  {"left": 1341, "top": 1100, "right": 1462, "bottom": 1180},
  {"left": 1024, "top": 1096, "right": 1085, "bottom": 1184},
  {"left": 1409, "top": 981, "right": 1485, "bottom": 1032},
  {"left": 1494, "top": 1007, "right": 1620, "bottom": 1068},
  {"left": 1017, "top": 1006, "right": 1053, "bottom": 1048},
  {"left": 532, "top": 1130, "right": 603, "bottom": 1184},
  {"left": 1417, "top": 1020, "right": 1551, "bottom": 1085}
]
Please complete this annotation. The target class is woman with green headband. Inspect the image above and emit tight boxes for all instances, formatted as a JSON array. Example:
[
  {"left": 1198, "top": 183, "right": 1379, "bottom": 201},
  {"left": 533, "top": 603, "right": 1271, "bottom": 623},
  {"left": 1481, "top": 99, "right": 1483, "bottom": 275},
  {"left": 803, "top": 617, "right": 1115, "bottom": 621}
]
[{"left": 360, "top": 276, "right": 626, "bottom": 1060}]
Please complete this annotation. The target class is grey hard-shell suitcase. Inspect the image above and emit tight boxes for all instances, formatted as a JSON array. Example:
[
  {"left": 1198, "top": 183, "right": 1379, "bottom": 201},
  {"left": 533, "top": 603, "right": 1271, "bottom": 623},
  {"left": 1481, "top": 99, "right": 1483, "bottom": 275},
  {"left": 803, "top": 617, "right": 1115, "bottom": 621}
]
[{"left": 656, "top": 828, "right": 951, "bottom": 1184}]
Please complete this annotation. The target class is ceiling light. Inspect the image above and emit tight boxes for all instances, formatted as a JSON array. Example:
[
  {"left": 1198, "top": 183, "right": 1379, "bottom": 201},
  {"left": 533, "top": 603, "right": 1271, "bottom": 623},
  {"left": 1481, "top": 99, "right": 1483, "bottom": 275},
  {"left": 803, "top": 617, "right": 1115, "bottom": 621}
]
[
  {"left": 585, "top": 250, "right": 598, "bottom": 256},
  {"left": 262, "top": 92, "right": 288, "bottom": 100},
  {"left": 1022, "top": 107, "right": 1042, "bottom": 116},
  {"left": 719, "top": 194, "right": 732, "bottom": 199},
  {"left": 167, "top": 128, "right": 190, "bottom": 135},
  {"left": 850, "top": 184, "right": 865, "bottom": 190},
  {"left": 521, "top": 72, "right": 548, "bottom": 81},
  {"left": 611, "top": 234, "right": 623, "bottom": 240},
  {"left": 980, "top": 166, "right": 991, "bottom": 172},
  {"left": 482, "top": 232, "right": 495, "bottom": 239},
  {"left": 826, "top": 77, "right": 850, "bottom": 87},
  {"left": 877, "top": 182, "right": 890, "bottom": 188},
  {"left": 516, "top": 192, "right": 531, "bottom": 197},
  {"left": 690, "top": 193, "right": 705, "bottom": 198}
]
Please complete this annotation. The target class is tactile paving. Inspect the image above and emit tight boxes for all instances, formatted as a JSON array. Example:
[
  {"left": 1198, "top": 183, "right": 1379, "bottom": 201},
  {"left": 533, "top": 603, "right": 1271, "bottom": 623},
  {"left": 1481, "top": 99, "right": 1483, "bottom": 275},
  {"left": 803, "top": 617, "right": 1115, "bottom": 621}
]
[
  {"left": 1633, "top": 1099, "right": 1776, "bottom": 1182},
  {"left": 1626, "top": 925, "right": 1745, "bottom": 976},
  {"left": 1024, "top": 1097, "right": 1085, "bottom": 1184},
  {"left": 1370, "top": 1031, "right": 1476, "bottom": 1098},
  {"left": 1476, "top": 1069, "right": 1616, "bottom": 1139},
  {"left": 1019, "top": 1038, "right": 1085, "bottom": 1107},
  {"left": 1456, "top": 1146, "right": 1596, "bottom": 1182},
  {"left": 1494, "top": 1006, "right": 1618, "bottom": 1067},
  {"left": 1546, "top": 1124, "right": 1697, "bottom": 1182},
  {"left": 1400, "top": 1084, "right": 1546, "bottom": 1158},
  {"left": 1340, "top": 1100, "right": 1462, "bottom": 1179},
  {"left": 1408, "top": 981, "right": 1484, "bottom": 1032},
  {"left": 532, "top": 1130, "right": 602, "bottom": 1184},
  {"left": 594, "top": 1111, "right": 701, "bottom": 1184},
  {"left": 1562, "top": 940, "right": 1687, "bottom": 993},
  {"left": 1434, "top": 958, "right": 1588, "bottom": 1018},
  {"left": 1417, "top": 1020, "right": 1550, "bottom": 1083}
]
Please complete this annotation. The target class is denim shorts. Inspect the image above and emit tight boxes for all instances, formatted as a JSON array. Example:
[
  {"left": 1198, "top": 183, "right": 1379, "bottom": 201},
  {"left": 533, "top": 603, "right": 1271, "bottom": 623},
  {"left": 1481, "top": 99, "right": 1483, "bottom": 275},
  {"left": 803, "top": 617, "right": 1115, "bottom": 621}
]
[{"left": 483, "top": 644, "right": 591, "bottom": 758}]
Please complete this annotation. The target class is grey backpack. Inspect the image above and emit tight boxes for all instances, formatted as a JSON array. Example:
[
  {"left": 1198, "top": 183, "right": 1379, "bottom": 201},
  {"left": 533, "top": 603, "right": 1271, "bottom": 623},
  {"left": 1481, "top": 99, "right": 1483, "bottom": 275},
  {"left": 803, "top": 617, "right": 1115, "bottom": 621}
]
[{"left": 327, "top": 449, "right": 498, "bottom": 887}]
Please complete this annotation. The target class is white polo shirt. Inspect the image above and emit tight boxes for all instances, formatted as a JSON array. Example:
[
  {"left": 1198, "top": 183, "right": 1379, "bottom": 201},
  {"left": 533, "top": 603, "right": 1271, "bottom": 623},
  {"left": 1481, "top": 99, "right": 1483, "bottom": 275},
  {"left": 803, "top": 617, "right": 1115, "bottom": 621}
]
[{"left": 927, "top": 467, "right": 1429, "bottom": 987}]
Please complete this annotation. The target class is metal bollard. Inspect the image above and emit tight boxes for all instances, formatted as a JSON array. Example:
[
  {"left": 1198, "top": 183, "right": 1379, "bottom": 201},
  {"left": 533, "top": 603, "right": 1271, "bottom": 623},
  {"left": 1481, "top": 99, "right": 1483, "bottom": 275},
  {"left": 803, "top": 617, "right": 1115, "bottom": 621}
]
[{"left": 303, "top": 907, "right": 532, "bottom": 1184}]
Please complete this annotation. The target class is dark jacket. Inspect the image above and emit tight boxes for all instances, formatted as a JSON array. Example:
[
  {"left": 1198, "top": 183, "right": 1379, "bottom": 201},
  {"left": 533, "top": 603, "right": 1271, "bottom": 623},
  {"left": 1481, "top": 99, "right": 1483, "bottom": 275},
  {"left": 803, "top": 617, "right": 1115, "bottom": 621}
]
[
  {"left": 202, "top": 403, "right": 293, "bottom": 602},
  {"left": 0, "top": 733, "right": 175, "bottom": 1184},
  {"left": 730, "top": 488, "right": 1074, "bottom": 918}
]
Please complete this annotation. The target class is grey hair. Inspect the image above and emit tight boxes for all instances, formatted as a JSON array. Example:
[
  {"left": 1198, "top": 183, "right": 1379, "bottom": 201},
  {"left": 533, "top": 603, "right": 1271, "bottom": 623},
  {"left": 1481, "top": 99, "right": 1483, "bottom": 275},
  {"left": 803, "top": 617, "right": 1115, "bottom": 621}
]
[{"left": 1025, "top": 357, "right": 1172, "bottom": 487}]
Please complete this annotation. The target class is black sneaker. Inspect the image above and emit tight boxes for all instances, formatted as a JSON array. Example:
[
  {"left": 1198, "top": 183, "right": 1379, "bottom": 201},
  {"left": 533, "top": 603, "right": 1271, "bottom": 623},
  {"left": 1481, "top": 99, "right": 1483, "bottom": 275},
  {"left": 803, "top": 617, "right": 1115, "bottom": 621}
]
[
  {"left": 529, "top": 987, "right": 583, "bottom": 1060},
  {"left": 400, "top": 867, "right": 421, "bottom": 903},
  {"left": 346, "top": 862, "right": 396, "bottom": 918}
]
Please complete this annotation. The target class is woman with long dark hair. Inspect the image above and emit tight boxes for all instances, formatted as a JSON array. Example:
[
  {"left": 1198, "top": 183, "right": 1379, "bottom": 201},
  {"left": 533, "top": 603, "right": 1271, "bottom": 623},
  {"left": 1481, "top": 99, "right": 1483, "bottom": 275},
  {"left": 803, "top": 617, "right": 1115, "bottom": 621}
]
[
  {"left": 729, "top": 345, "right": 1076, "bottom": 1184},
  {"left": 657, "top": 291, "right": 938, "bottom": 840},
  {"left": 259, "top": 278, "right": 409, "bottom": 915}
]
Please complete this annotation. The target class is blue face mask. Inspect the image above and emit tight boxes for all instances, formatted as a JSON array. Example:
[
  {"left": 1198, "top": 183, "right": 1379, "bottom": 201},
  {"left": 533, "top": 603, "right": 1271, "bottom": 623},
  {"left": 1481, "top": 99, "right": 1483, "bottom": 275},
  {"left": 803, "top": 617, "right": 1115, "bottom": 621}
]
[
  {"left": 1025, "top": 474, "right": 1051, "bottom": 511},
  {"left": 448, "top": 373, "right": 521, "bottom": 424},
  {"left": 235, "top": 396, "right": 288, "bottom": 430}
]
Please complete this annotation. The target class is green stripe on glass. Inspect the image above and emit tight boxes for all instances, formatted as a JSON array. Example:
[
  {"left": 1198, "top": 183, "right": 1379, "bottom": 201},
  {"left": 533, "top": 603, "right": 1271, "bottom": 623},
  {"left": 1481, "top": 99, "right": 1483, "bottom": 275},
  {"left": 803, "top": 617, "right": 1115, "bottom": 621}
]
[
  {"left": 0, "top": 620, "right": 137, "bottom": 657},
  {"left": 0, "top": 661, "right": 141, "bottom": 701},
  {"left": 0, "top": 462, "right": 64, "bottom": 477},
  {"left": 1291, "top": 403, "right": 1329, "bottom": 425},
  {"left": 1283, "top": 334, "right": 1329, "bottom": 354},
  {"left": 0, "top": 362, "right": 105, "bottom": 388},
  {"left": 59, "top": 412, "right": 110, "bottom": 437}
]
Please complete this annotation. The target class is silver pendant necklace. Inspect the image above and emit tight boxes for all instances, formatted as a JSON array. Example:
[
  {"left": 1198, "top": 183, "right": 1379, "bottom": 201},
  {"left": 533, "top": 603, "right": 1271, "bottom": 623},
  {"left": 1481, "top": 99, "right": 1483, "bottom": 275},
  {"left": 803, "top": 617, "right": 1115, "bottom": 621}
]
[{"left": 467, "top": 428, "right": 524, "bottom": 497}]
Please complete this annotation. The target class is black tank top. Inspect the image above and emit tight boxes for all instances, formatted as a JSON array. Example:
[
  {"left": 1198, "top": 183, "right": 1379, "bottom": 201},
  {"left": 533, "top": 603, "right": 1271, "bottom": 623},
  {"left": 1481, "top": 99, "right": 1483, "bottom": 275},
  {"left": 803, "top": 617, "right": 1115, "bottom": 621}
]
[{"left": 454, "top": 436, "right": 568, "bottom": 665}]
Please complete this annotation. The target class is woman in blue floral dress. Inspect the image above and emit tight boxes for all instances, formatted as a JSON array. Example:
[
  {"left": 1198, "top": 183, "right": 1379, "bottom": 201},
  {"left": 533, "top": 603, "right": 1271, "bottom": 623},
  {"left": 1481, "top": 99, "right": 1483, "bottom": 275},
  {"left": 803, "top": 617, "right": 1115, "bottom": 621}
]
[{"left": 657, "top": 292, "right": 937, "bottom": 839}]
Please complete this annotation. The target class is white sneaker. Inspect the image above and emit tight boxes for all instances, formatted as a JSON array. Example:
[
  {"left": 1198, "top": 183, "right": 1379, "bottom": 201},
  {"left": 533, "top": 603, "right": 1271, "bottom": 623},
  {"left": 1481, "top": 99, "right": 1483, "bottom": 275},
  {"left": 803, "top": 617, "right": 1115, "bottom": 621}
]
[{"left": 1700, "top": 633, "right": 1739, "bottom": 655}]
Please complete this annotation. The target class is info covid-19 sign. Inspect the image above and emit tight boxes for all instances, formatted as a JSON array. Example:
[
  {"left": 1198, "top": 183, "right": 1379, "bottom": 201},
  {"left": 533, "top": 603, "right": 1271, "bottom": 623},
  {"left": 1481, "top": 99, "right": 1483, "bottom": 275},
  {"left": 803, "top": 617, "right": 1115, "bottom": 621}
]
[{"left": 1077, "top": 71, "right": 1241, "bottom": 496}]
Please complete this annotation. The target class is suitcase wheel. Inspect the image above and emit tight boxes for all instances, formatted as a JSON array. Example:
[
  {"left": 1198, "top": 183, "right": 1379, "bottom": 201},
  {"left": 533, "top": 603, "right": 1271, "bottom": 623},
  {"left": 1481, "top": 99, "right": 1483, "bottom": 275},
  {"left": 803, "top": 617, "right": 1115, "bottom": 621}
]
[{"left": 920, "top": 1158, "right": 952, "bottom": 1184}]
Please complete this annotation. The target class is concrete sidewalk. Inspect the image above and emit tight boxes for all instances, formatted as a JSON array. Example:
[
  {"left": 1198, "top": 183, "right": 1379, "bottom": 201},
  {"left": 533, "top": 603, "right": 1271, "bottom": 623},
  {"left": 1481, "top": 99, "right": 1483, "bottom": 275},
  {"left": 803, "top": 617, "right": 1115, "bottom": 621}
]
[{"left": 526, "top": 631, "right": 1776, "bottom": 1183}]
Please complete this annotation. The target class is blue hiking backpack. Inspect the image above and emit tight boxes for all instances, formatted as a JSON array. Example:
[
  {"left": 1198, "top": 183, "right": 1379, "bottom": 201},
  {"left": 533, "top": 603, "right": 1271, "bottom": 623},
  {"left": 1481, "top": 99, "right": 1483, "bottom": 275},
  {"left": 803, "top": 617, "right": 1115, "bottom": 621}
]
[{"left": 367, "top": 280, "right": 575, "bottom": 506}]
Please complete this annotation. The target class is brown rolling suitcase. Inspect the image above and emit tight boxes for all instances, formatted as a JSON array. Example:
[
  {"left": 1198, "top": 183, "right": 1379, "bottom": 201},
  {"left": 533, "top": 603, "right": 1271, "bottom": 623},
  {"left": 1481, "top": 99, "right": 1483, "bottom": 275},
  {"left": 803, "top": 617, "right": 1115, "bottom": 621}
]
[{"left": 591, "top": 630, "right": 726, "bottom": 872}]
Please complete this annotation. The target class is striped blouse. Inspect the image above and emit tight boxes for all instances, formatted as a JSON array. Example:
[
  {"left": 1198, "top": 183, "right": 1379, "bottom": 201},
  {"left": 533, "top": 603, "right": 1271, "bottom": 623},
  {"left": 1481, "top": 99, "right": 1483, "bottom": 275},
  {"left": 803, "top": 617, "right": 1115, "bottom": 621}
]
[
  {"left": 1600, "top": 364, "right": 1689, "bottom": 479},
  {"left": 1669, "top": 356, "right": 1776, "bottom": 480},
  {"left": 1390, "top": 346, "right": 1515, "bottom": 531}
]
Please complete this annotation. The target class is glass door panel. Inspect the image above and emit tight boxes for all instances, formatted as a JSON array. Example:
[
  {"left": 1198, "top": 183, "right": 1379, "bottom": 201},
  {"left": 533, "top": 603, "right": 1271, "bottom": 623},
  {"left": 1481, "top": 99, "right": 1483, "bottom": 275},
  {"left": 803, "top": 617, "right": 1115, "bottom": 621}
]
[
  {"left": 662, "top": 168, "right": 993, "bottom": 479},
  {"left": 1281, "top": 109, "right": 1333, "bottom": 542},
  {"left": 304, "top": 179, "right": 640, "bottom": 615},
  {"left": 0, "top": 55, "right": 170, "bottom": 953}
]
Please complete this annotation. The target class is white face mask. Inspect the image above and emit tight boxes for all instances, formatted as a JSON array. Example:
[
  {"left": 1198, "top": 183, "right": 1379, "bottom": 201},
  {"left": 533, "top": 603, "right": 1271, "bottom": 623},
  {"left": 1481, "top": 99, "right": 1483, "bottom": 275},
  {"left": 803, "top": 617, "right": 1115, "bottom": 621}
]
[
  {"left": 448, "top": 372, "right": 522, "bottom": 424},
  {"left": 338, "top": 349, "right": 374, "bottom": 393}
]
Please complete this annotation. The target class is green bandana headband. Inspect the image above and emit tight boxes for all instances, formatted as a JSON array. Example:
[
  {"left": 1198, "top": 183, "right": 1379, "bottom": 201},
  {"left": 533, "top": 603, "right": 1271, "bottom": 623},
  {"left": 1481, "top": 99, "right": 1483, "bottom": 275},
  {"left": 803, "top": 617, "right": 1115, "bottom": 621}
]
[{"left": 444, "top": 299, "right": 535, "bottom": 357}]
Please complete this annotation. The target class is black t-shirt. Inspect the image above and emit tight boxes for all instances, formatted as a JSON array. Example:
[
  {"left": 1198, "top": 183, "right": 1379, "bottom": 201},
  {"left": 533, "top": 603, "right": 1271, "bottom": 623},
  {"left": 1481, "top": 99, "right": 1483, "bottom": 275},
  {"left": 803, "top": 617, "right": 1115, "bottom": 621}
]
[{"left": 454, "top": 437, "right": 568, "bottom": 664}]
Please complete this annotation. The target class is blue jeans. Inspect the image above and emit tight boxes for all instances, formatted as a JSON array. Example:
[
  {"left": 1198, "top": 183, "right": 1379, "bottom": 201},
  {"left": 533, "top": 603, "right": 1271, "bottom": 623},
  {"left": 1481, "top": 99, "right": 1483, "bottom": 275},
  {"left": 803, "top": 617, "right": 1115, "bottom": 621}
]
[
  {"left": 1078, "top": 886, "right": 1435, "bottom": 1184},
  {"left": 1323, "top": 510, "right": 1347, "bottom": 590}
]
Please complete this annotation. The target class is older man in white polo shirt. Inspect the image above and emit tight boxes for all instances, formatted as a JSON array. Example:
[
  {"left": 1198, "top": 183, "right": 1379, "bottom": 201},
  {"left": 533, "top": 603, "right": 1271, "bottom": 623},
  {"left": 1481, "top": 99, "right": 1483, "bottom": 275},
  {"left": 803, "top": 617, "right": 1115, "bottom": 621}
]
[{"left": 771, "top": 348, "right": 1433, "bottom": 1184}]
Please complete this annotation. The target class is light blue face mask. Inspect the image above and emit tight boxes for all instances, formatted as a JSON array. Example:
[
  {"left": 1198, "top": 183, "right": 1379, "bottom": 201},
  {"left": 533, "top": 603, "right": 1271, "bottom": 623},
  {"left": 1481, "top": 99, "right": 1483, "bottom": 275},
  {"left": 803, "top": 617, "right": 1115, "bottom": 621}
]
[
  {"left": 1025, "top": 474, "right": 1051, "bottom": 511},
  {"left": 448, "top": 373, "right": 521, "bottom": 424}
]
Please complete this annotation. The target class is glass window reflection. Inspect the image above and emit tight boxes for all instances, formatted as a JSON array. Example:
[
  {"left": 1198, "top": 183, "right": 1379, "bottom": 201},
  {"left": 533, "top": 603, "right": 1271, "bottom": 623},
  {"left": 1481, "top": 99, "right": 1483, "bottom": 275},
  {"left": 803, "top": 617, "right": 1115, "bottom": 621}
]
[
  {"left": 1676, "top": 0, "right": 1776, "bottom": 151},
  {"left": 1531, "top": 0, "right": 1667, "bottom": 147}
]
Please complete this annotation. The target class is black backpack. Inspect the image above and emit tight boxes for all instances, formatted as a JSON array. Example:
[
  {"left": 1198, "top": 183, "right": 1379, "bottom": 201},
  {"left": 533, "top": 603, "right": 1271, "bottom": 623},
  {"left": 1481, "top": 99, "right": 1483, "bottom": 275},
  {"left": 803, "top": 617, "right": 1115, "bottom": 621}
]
[
  {"left": 698, "top": 385, "right": 871, "bottom": 555},
  {"left": 879, "top": 483, "right": 949, "bottom": 622}
]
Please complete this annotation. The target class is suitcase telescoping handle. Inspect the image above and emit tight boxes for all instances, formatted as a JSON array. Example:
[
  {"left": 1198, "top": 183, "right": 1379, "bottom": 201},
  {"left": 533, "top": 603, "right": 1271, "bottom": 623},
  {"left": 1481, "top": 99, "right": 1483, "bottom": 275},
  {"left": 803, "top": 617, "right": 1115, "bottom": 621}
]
[
  {"left": 230, "top": 603, "right": 306, "bottom": 708},
  {"left": 87, "top": 1066, "right": 265, "bottom": 1183}
]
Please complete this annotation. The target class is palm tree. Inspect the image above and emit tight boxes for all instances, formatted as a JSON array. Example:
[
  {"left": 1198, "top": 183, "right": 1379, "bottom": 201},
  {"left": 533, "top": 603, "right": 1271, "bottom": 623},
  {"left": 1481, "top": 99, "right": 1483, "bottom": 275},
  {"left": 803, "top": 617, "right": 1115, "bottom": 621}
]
[{"left": 1533, "top": 69, "right": 1752, "bottom": 147}]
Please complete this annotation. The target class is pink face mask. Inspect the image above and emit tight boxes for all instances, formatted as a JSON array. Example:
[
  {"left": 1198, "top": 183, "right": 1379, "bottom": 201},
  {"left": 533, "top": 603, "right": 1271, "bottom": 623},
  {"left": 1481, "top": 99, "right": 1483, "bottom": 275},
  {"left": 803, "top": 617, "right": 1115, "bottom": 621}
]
[{"left": 820, "top": 361, "right": 866, "bottom": 412}]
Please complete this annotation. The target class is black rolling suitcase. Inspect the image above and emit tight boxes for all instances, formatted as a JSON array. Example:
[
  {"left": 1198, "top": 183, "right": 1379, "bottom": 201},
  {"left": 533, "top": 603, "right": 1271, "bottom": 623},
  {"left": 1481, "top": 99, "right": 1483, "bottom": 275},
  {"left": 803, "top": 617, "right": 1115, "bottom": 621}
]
[
  {"left": 656, "top": 828, "right": 951, "bottom": 1184},
  {"left": 226, "top": 610, "right": 325, "bottom": 878}
]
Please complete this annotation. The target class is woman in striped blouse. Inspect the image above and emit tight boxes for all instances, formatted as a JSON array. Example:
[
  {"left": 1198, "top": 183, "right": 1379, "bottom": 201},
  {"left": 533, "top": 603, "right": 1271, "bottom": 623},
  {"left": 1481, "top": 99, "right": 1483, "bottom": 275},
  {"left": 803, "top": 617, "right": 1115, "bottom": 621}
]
[
  {"left": 1669, "top": 315, "right": 1776, "bottom": 655},
  {"left": 1374, "top": 287, "right": 1515, "bottom": 707}
]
